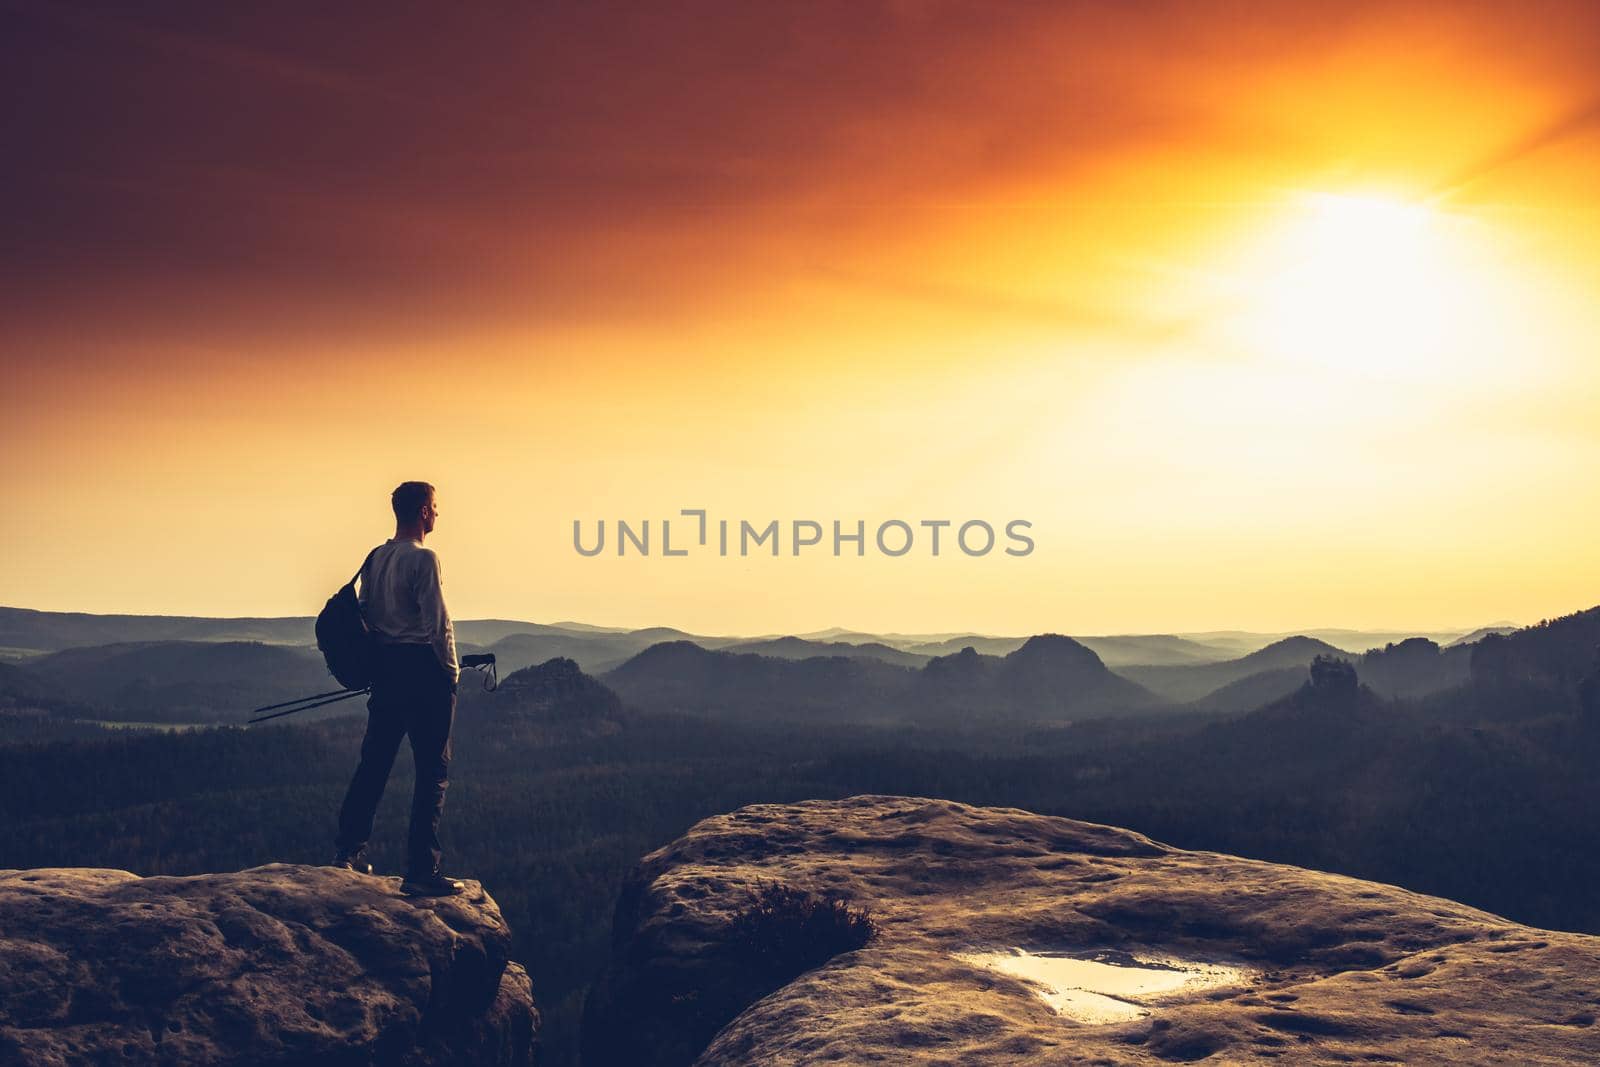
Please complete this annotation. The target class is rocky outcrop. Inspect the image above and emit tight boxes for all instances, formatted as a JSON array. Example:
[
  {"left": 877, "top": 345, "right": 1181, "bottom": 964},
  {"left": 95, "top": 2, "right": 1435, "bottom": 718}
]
[
  {"left": 0, "top": 864, "right": 538, "bottom": 1065},
  {"left": 584, "top": 795, "right": 1600, "bottom": 1066}
]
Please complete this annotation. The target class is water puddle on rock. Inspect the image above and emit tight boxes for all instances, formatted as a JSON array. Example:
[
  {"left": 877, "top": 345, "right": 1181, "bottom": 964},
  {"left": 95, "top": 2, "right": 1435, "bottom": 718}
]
[{"left": 958, "top": 948, "right": 1250, "bottom": 1023}]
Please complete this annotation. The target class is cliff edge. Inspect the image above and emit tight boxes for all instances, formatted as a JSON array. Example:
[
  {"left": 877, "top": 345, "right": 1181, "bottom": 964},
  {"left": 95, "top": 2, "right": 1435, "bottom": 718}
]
[
  {"left": 0, "top": 864, "right": 538, "bottom": 1065},
  {"left": 583, "top": 794, "right": 1598, "bottom": 1065}
]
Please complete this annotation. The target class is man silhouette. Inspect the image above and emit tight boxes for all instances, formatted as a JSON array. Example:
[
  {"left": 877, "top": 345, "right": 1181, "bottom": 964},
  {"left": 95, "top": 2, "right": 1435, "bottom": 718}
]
[{"left": 334, "top": 481, "right": 465, "bottom": 897}]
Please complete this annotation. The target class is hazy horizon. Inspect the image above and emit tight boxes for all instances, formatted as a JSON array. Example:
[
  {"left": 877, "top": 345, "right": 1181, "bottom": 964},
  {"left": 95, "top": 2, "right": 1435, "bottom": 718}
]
[{"left": 0, "top": 599, "right": 1528, "bottom": 644}]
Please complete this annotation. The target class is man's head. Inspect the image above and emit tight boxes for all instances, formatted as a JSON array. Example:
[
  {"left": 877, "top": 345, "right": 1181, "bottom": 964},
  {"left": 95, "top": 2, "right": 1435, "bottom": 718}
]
[{"left": 391, "top": 481, "right": 438, "bottom": 535}]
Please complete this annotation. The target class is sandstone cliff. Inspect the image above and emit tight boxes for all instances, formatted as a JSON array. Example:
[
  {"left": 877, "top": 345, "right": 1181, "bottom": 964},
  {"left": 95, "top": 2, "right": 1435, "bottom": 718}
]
[
  {"left": 0, "top": 864, "right": 538, "bottom": 1065},
  {"left": 583, "top": 795, "right": 1599, "bottom": 1065}
]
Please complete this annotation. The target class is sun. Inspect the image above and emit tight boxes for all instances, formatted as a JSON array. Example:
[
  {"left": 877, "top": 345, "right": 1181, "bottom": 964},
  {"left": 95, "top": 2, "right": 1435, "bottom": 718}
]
[{"left": 1221, "top": 192, "right": 1475, "bottom": 377}]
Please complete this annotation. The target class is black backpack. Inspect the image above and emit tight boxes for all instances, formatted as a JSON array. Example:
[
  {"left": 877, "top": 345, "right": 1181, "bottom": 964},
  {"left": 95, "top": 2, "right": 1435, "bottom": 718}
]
[{"left": 316, "top": 548, "right": 379, "bottom": 690}]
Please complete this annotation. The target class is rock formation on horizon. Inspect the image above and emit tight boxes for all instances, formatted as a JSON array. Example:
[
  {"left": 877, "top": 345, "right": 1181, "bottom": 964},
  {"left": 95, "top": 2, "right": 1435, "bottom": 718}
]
[
  {"left": 0, "top": 864, "right": 538, "bottom": 1065},
  {"left": 602, "top": 633, "right": 1159, "bottom": 724},
  {"left": 583, "top": 795, "right": 1600, "bottom": 1066}
]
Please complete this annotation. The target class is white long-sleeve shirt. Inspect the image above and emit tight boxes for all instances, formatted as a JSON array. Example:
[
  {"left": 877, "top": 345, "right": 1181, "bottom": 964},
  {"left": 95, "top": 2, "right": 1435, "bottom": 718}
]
[{"left": 358, "top": 538, "right": 459, "bottom": 682}]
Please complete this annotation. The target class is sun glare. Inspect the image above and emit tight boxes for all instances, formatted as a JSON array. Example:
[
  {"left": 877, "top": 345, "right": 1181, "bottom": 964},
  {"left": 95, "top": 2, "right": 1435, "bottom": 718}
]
[{"left": 1220, "top": 192, "right": 1489, "bottom": 378}]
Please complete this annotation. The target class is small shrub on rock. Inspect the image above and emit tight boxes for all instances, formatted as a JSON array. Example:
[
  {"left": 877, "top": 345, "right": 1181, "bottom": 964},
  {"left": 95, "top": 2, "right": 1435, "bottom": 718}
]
[{"left": 727, "top": 883, "right": 877, "bottom": 987}]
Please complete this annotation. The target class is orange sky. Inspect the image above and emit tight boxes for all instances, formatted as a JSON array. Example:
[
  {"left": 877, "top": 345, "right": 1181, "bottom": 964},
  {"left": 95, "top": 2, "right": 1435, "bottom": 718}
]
[{"left": 4, "top": 1, "right": 1600, "bottom": 635}]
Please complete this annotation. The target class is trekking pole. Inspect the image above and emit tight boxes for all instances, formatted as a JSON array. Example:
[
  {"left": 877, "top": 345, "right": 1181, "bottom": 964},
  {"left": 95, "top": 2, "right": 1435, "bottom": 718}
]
[
  {"left": 247, "top": 687, "right": 369, "bottom": 724},
  {"left": 248, "top": 654, "right": 496, "bottom": 724},
  {"left": 250, "top": 686, "right": 365, "bottom": 715}
]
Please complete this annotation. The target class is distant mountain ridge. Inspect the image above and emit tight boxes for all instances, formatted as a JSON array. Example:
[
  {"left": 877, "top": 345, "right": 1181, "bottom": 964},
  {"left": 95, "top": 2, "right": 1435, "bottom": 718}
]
[
  {"left": 0, "top": 607, "right": 319, "bottom": 654},
  {"left": 602, "top": 632, "right": 1161, "bottom": 725},
  {"left": 0, "top": 605, "right": 1533, "bottom": 728},
  {"left": 718, "top": 636, "right": 928, "bottom": 668},
  {"left": 14, "top": 641, "right": 333, "bottom": 723},
  {"left": 1126, "top": 634, "right": 1477, "bottom": 711},
  {"left": 1, "top": 605, "right": 1490, "bottom": 667},
  {"left": 1117, "top": 636, "right": 1350, "bottom": 702}
]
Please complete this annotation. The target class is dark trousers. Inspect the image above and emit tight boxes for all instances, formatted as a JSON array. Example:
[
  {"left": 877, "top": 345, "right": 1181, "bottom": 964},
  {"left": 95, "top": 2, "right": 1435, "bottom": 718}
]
[{"left": 336, "top": 643, "right": 457, "bottom": 877}]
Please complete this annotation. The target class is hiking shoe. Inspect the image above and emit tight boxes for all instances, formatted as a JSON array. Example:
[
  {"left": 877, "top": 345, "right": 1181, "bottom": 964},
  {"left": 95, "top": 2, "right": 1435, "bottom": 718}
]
[
  {"left": 333, "top": 849, "right": 373, "bottom": 875},
  {"left": 401, "top": 871, "right": 466, "bottom": 897}
]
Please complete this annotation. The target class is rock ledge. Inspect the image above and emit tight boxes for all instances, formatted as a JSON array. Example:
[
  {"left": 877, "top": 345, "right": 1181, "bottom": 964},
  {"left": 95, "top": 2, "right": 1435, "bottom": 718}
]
[
  {"left": 0, "top": 863, "right": 538, "bottom": 1065},
  {"left": 584, "top": 794, "right": 1599, "bottom": 1066}
]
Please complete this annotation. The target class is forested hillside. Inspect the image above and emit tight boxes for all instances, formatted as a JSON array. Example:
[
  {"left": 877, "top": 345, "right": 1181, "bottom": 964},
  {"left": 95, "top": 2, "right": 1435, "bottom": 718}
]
[{"left": 4, "top": 616, "right": 1600, "bottom": 1063}]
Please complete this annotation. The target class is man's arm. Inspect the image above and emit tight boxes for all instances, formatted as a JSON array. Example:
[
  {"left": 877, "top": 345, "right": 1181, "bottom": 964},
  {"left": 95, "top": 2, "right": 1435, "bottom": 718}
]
[{"left": 414, "top": 550, "right": 460, "bottom": 684}]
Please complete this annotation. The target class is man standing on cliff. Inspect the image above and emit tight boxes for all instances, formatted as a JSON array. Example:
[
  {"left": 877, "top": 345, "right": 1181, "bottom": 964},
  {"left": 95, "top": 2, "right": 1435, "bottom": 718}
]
[{"left": 334, "top": 481, "right": 465, "bottom": 897}]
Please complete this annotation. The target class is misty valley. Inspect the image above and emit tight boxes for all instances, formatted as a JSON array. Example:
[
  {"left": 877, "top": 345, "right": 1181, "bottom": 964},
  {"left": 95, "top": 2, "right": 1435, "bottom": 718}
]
[{"left": 2, "top": 604, "right": 1598, "bottom": 1064}]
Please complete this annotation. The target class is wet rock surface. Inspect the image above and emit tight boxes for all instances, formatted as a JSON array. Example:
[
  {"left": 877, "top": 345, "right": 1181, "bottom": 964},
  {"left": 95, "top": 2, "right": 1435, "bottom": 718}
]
[
  {"left": 0, "top": 864, "right": 538, "bottom": 1066},
  {"left": 584, "top": 794, "right": 1599, "bottom": 1065}
]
